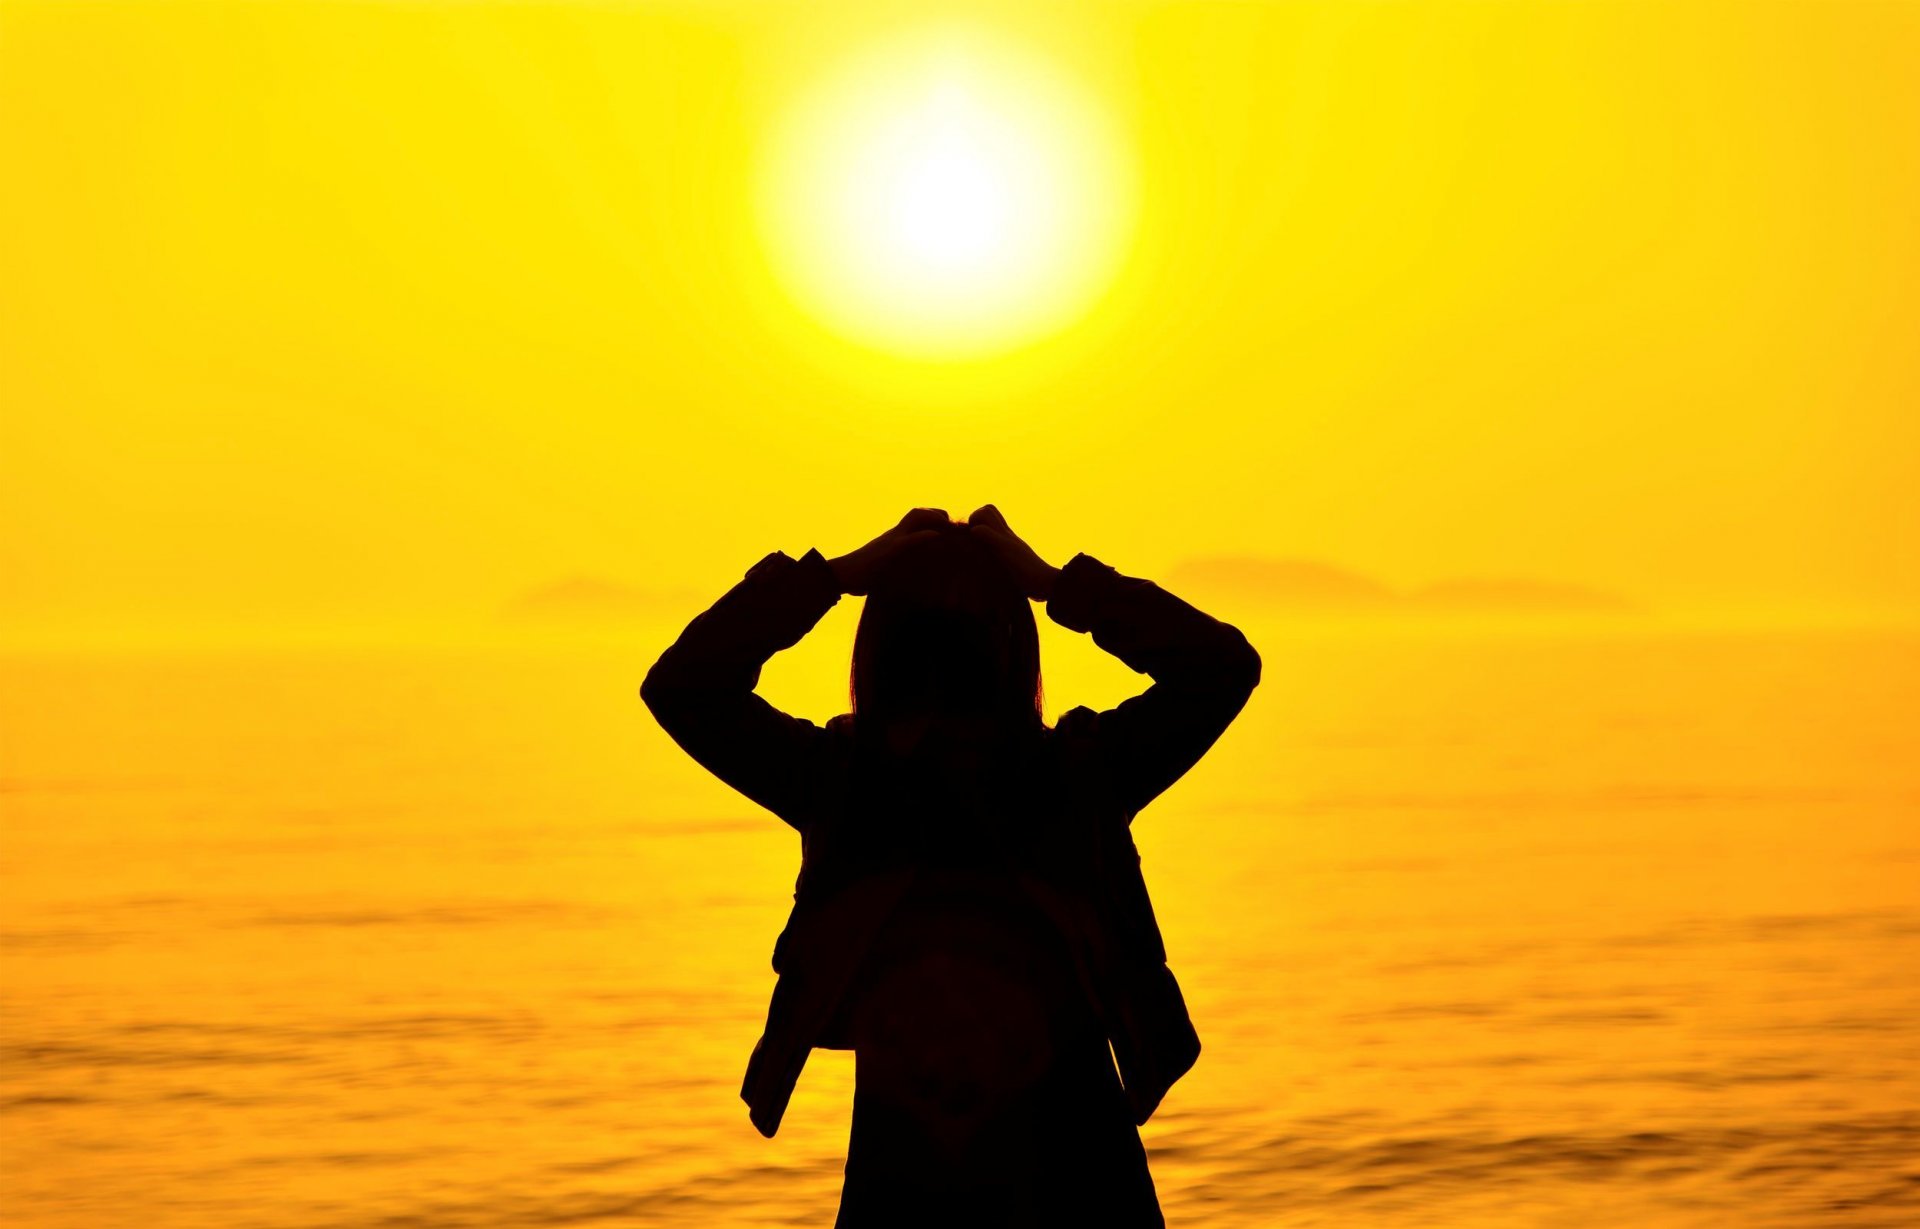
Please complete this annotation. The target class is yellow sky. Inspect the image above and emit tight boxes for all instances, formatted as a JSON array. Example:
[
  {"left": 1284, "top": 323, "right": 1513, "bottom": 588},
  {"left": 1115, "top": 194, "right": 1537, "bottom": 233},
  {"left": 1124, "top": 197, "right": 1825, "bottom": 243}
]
[{"left": 3, "top": 0, "right": 1917, "bottom": 645}]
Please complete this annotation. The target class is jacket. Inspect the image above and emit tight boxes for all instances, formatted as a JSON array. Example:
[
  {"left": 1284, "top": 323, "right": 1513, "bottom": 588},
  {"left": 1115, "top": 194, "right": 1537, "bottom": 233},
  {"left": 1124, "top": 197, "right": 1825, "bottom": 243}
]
[{"left": 640, "top": 547, "right": 1261, "bottom": 1138}]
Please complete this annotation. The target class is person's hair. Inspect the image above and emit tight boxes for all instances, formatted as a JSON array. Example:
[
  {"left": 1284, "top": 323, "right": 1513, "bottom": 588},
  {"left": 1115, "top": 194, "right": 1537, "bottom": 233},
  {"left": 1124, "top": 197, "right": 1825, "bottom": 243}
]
[{"left": 850, "top": 525, "right": 1044, "bottom": 735}]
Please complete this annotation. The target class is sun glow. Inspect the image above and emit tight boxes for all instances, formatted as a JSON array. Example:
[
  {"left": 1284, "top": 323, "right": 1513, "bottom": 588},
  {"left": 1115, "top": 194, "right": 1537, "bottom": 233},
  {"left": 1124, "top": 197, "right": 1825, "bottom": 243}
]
[{"left": 758, "top": 30, "right": 1137, "bottom": 359}]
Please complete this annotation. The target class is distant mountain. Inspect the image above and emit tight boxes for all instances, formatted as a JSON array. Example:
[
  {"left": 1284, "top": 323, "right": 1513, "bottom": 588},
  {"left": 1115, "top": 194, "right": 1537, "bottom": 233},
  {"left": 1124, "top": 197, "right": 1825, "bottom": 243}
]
[
  {"left": 1166, "top": 557, "right": 1395, "bottom": 610},
  {"left": 1168, "top": 556, "right": 1640, "bottom": 618},
  {"left": 1407, "top": 577, "right": 1638, "bottom": 615},
  {"left": 501, "top": 576, "right": 699, "bottom": 625}
]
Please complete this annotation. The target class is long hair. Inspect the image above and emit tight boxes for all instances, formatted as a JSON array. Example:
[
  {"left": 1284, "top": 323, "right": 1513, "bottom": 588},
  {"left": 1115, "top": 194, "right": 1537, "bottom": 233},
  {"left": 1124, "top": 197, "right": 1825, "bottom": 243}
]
[{"left": 850, "top": 525, "right": 1044, "bottom": 741}]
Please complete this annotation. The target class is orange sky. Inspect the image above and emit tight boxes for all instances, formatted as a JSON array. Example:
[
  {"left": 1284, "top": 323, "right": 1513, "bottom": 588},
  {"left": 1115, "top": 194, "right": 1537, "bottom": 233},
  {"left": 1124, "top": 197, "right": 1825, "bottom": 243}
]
[{"left": 3, "top": 0, "right": 1917, "bottom": 646}]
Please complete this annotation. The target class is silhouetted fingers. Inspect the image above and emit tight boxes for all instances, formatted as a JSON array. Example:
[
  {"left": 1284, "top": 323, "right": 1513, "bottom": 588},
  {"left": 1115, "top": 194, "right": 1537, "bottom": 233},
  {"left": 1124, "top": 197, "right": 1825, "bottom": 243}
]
[
  {"left": 967, "top": 504, "right": 1008, "bottom": 529},
  {"left": 899, "top": 507, "right": 950, "bottom": 532}
]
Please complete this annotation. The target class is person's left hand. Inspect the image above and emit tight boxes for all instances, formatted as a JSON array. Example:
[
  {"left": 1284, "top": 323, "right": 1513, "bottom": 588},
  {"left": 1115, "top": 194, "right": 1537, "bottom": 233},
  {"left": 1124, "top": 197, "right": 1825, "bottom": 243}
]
[
  {"left": 966, "top": 504, "right": 1060, "bottom": 601},
  {"left": 827, "top": 508, "right": 950, "bottom": 595}
]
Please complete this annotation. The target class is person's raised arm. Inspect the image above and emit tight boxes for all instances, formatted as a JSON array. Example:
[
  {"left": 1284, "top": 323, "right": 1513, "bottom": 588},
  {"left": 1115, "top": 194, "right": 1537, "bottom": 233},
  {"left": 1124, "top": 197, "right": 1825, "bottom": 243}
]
[
  {"left": 639, "top": 509, "right": 947, "bottom": 830},
  {"left": 968, "top": 504, "right": 1261, "bottom": 819}
]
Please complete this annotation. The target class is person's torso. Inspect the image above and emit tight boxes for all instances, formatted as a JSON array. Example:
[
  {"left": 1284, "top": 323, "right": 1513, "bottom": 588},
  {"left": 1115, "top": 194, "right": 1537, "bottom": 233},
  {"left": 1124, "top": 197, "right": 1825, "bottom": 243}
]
[
  {"left": 744, "top": 715, "right": 1198, "bottom": 1137},
  {"left": 841, "top": 844, "right": 1104, "bottom": 1122}
]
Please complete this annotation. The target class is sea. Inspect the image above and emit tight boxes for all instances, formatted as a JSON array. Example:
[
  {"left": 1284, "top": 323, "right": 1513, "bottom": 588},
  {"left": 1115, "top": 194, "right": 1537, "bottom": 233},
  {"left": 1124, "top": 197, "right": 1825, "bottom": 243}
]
[{"left": 3, "top": 625, "right": 1917, "bottom": 1227}]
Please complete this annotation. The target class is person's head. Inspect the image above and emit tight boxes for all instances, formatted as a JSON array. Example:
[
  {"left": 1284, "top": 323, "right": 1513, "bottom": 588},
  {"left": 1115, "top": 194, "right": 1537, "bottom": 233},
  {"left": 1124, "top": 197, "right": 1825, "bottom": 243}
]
[{"left": 850, "top": 524, "right": 1043, "bottom": 753}]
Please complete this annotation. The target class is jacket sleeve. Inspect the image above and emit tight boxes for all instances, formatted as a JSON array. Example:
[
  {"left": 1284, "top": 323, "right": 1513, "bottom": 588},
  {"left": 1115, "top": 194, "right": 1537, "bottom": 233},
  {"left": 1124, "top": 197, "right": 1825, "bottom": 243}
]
[
  {"left": 1046, "top": 552, "right": 1262, "bottom": 819},
  {"left": 640, "top": 547, "right": 845, "bottom": 831}
]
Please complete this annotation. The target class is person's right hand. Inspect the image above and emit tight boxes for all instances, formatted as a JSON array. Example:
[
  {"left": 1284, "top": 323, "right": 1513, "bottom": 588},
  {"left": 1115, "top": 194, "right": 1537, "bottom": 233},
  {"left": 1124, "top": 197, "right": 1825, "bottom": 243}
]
[
  {"left": 966, "top": 505, "right": 1060, "bottom": 602},
  {"left": 827, "top": 508, "right": 950, "bottom": 595}
]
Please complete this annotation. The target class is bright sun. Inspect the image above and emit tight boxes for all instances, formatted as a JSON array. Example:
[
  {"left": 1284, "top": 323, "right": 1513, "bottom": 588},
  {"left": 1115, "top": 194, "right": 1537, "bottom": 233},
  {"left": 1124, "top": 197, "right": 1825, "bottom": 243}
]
[{"left": 758, "top": 29, "right": 1136, "bottom": 359}]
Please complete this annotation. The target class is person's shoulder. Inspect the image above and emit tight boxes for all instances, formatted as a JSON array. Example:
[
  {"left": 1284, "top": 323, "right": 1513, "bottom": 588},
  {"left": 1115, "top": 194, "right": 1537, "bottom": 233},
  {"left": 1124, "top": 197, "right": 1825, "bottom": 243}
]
[
  {"left": 1049, "top": 705, "right": 1102, "bottom": 742},
  {"left": 825, "top": 713, "right": 858, "bottom": 739}
]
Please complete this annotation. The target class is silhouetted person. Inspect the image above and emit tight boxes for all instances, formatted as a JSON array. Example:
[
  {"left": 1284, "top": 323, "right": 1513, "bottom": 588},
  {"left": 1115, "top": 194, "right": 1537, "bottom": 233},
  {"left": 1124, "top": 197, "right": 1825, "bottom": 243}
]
[{"left": 640, "top": 506, "right": 1261, "bottom": 1227}]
